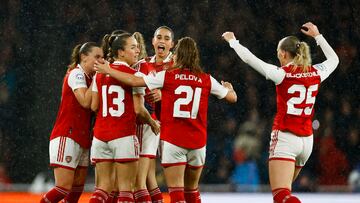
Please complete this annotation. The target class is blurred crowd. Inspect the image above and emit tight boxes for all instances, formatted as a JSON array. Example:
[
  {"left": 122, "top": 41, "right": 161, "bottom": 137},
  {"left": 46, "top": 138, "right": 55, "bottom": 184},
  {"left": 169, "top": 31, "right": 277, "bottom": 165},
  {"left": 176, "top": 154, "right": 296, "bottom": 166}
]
[{"left": 0, "top": 0, "right": 359, "bottom": 192}]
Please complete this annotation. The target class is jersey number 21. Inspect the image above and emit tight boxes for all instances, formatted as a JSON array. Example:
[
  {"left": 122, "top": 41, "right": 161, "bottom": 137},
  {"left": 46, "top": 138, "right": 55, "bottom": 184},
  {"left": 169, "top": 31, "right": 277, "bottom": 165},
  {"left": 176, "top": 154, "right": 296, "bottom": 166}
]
[{"left": 173, "top": 85, "right": 202, "bottom": 119}]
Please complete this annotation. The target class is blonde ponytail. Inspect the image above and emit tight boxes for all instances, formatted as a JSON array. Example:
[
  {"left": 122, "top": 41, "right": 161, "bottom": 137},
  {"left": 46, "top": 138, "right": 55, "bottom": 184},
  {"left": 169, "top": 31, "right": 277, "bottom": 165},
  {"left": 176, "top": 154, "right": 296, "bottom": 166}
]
[
  {"left": 279, "top": 36, "right": 312, "bottom": 72},
  {"left": 293, "top": 41, "right": 312, "bottom": 72}
]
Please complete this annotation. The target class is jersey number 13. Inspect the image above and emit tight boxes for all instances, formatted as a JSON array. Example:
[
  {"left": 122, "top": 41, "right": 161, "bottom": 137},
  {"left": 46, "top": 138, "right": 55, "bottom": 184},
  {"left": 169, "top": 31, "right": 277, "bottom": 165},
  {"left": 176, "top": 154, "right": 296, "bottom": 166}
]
[{"left": 101, "top": 85, "right": 125, "bottom": 117}]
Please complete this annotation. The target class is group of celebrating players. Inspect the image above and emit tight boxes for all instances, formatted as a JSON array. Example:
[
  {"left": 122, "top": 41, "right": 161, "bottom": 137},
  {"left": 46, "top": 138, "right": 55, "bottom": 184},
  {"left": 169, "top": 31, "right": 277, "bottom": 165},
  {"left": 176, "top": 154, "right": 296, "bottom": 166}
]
[{"left": 41, "top": 22, "right": 339, "bottom": 203}]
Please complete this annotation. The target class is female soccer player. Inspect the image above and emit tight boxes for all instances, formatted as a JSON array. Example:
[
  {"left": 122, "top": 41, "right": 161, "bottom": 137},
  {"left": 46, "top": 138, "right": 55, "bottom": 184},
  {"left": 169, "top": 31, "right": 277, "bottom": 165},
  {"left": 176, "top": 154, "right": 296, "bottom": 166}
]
[
  {"left": 41, "top": 42, "right": 103, "bottom": 203},
  {"left": 94, "top": 36, "right": 237, "bottom": 203},
  {"left": 222, "top": 22, "right": 339, "bottom": 203},
  {"left": 132, "top": 26, "right": 175, "bottom": 203},
  {"left": 89, "top": 33, "right": 159, "bottom": 203}
]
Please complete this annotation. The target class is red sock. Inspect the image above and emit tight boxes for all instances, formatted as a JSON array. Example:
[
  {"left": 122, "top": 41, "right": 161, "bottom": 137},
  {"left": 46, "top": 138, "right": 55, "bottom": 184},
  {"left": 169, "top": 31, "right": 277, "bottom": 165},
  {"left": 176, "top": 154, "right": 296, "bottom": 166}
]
[
  {"left": 106, "top": 191, "right": 117, "bottom": 203},
  {"left": 40, "top": 186, "right": 70, "bottom": 203},
  {"left": 286, "top": 196, "right": 301, "bottom": 203},
  {"left": 117, "top": 191, "right": 134, "bottom": 203},
  {"left": 112, "top": 192, "right": 119, "bottom": 203},
  {"left": 149, "top": 187, "right": 163, "bottom": 203},
  {"left": 134, "top": 189, "right": 151, "bottom": 202},
  {"left": 89, "top": 188, "right": 109, "bottom": 203},
  {"left": 61, "top": 185, "right": 84, "bottom": 203},
  {"left": 273, "top": 188, "right": 301, "bottom": 203},
  {"left": 184, "top": 188, "right": 201, "bottom": 203},
  {"left": 168, "top": 187, "right": 185, "bottom": 203}
]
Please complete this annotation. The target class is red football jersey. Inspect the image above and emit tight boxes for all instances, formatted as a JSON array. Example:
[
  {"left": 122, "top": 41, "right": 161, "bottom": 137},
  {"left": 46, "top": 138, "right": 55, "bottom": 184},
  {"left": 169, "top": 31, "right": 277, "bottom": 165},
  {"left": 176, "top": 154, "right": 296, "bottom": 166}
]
[
  {"left": 146, "top": 55, "right": 174, "bottom": 120},
  {"left": 144, "top": 68, "right": 228, "bottom": 149},
  {"left": 50, "top": 66, "right": 92, "bottom": 148},
  {"left": 133, "top": 59, "right": 157, "bottom": 121},
  {"left": 93, "top": 61, "right": 139, "bottom": 141},
  {"left": 272, "top": 65, "right": 321, "bottom": 136}
]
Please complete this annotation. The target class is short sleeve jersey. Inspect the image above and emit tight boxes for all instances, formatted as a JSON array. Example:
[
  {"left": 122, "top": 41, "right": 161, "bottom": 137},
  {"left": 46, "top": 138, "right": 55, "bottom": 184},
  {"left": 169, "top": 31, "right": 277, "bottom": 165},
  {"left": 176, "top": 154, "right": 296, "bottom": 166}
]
[
  {"left": 133, "top": 59, "right": 157, "bottom": 121},
  {"left": 50, "top": 65, "right": 92, "bottom": 148},
  {"left": 272, "top": 65, "right": 321, "bottom": 136},
  {"left": 143, "top": 68, "right": 228, "bottom": 149},
  {"left": 92, "top": 61, "right": 143, "bottom": 141},
  {"left": 146, "top": 54, "right": 174, "bottom": 120}
]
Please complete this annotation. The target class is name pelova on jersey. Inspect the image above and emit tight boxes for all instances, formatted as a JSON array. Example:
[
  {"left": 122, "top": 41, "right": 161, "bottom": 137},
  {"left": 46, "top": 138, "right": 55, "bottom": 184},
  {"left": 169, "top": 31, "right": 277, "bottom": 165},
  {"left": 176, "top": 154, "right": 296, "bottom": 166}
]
[{"left": 175, "top": 74, "right": 202, "bottom": 83}]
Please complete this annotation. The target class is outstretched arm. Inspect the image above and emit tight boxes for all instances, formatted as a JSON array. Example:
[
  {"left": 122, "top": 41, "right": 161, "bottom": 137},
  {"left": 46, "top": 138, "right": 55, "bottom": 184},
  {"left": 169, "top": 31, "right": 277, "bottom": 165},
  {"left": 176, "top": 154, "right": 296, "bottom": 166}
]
[
  {"left": 210, "top": 76, "right": 237, "bottom": 103},
  {"left": 221, "top": 81, "right": 237, "bottom": 103},
  {"left": 94, "top": 61, "right": 146, "bottom": 87},
  {"left": 222, "top": 32, "right": 285, "bottom": 85},
  {"left": 301, "top": 22, "right": 339, "bottom": 81}
]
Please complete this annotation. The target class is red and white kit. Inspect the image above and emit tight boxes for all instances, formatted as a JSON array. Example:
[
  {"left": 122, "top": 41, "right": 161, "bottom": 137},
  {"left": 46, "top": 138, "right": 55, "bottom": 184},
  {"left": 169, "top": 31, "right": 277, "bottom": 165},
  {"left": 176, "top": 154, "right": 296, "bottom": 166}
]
[
  {"left": 91, "top": 61, "right": 144, "bottom": 163},
  {"left": 143, "top": 68, "right": 229, "bottom": 167},
  {"left": 229, "top": 34, "right": 339, "bottom": 167},
  {"left": 133, "top": 54, "right": 173, "bottom": 158},
  {"left": 49, "top": 64, "right": 92, "bottom": 170}
]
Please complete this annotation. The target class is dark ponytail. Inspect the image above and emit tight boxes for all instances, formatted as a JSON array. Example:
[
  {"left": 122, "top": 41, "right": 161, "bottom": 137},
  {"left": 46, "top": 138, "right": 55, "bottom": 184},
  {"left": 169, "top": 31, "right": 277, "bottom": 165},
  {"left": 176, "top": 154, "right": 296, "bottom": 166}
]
[
  {"left": 68, "top": 42, "right": 98, "bottom": 71},
  {"left": 101, "top": 33, "right": 133, "bottom": 63}
]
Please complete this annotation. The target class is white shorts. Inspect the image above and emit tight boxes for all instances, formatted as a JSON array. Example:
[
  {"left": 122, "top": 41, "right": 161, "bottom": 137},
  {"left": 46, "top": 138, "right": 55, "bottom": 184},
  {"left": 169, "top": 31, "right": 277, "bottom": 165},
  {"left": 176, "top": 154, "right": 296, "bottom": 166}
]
[
  {"left": 160, "top": 140, "right": 206, "bottom": 168},
  {"left": 269, "top": 130, "right": 313, "bottom": 167},
  {"left": 49, "top": 136, "right": 89, "bottom": 170},
  {"left": 91, "top": 135, "right": 139, "bottom": 163},
  {"left": 137, "top": 123, "right": 160, "bottom": 158}
]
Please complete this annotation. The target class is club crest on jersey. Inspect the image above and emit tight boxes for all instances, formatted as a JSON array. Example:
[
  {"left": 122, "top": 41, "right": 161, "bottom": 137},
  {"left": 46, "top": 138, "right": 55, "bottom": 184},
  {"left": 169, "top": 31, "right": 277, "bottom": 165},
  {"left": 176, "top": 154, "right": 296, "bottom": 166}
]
[
  {"left": 65, "top": 156, "right": 72, "bottom": 163},
  {"left": 76, "top": 73, "right": 85, "bottom": 80},
  {"left": 175, "top": 74, "right": 202, "bottom": 83}
]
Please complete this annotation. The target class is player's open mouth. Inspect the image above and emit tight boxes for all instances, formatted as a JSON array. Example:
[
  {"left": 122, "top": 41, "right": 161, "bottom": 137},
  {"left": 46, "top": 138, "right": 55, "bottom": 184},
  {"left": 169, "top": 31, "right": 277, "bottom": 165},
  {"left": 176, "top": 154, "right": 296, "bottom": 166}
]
[{"left": 158, "top": 45, "right": 165, "bottom": 52}]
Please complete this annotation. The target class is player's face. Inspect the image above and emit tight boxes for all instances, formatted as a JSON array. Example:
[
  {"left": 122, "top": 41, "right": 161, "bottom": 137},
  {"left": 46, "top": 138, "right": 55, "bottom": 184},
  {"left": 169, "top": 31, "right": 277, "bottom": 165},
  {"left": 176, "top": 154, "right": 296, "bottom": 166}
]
[
  {"left": 152, "top": 28, "right": 174, "bottom": 58},
  {"left": 82, "top": 47, "right": 103, "bottom": 74},
  {"left": 277, "top": 40, "right": 286, "bottom": 65},
  {"left": 120, "top": 37, "right": 140, "bottom": 66}
]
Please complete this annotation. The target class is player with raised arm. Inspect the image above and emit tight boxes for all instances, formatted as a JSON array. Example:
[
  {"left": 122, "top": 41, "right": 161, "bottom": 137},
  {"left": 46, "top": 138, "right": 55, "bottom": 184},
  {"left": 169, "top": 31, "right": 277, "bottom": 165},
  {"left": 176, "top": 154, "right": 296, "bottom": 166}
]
[
  {"left": 222, "top": 22, "right": 339, "bottom": 203},
  {"left": 94, "top": 36, "right": 237, "bottom": 203},
  {"left": 40, "top": 42, "right": 103, "bottom": 203}
]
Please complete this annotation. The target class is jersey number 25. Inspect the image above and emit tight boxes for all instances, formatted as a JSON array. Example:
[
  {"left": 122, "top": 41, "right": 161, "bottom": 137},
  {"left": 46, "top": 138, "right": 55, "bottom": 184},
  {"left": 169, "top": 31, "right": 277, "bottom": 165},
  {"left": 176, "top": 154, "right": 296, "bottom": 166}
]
[{"left": 287, "top": 84, "right": 318, "bottom": 116}]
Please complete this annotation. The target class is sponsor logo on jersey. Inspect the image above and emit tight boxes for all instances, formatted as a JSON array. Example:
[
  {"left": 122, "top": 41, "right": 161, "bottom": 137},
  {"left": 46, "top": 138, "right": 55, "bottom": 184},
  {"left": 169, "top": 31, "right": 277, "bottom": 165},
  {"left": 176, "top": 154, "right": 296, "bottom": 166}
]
[
  {"left": 314, "top": 64, "right": 326, "bottom": 71},
  {"left": 175, "top": 74, "right": 202, "bottom": 83},
  {"left": 76, "top": 73, "right": 85, "bottom": 80},
  {"left": 286, "top": 72, "right": 319, "bottom": 79},
  {"left": 65, "top": 156, "right": 72, "bottom": 163}
]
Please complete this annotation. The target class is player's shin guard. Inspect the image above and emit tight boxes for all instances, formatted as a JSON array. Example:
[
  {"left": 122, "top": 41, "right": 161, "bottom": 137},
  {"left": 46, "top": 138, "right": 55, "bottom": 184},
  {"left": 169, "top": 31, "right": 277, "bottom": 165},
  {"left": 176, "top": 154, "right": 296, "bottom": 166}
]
[
  {"left": 117, "top": 191, "right": 134, "bottom": 203},
  {"left": 168, "top": 187, "right": 185, "bottom": 203},
  {"left": 89, "top": 188, "right": 109, "bottom": 203},
  {"left": 134, "top": 189, "right": 152, "bottom": 203},
  {"left": 272, "top": 188, "right": 301, "bottom": 203},
  {"left": 40, "top": 186, "right": 70, "bottom": 203},
  {"left": 149, "top": 187, "right": 164, "bottom": 203},
  {"left": 184, "top": 188, "right": 201, "bottom": 203},
  {"left": 61, "top": 184, "right": 84, "bottom": 203}
]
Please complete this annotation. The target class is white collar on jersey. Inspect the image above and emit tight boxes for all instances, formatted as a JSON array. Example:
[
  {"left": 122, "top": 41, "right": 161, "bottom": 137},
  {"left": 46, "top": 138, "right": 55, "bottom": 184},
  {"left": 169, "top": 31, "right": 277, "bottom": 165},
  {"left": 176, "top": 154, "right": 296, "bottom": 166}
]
[
  {"left": 131, "top": 58, "right": 146, "bottom": 70},
  {"left": 149, "top": 52, "right": 173, "bottom": 63},
  {"left": 77, "top": 64, "right": 91, "bottom": 79},
  {"left": 112, "top": 61, "right": 130, "bottom": 67},
  {"left": 285, "top": 61, "right": 294, "bottom": 67}
]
